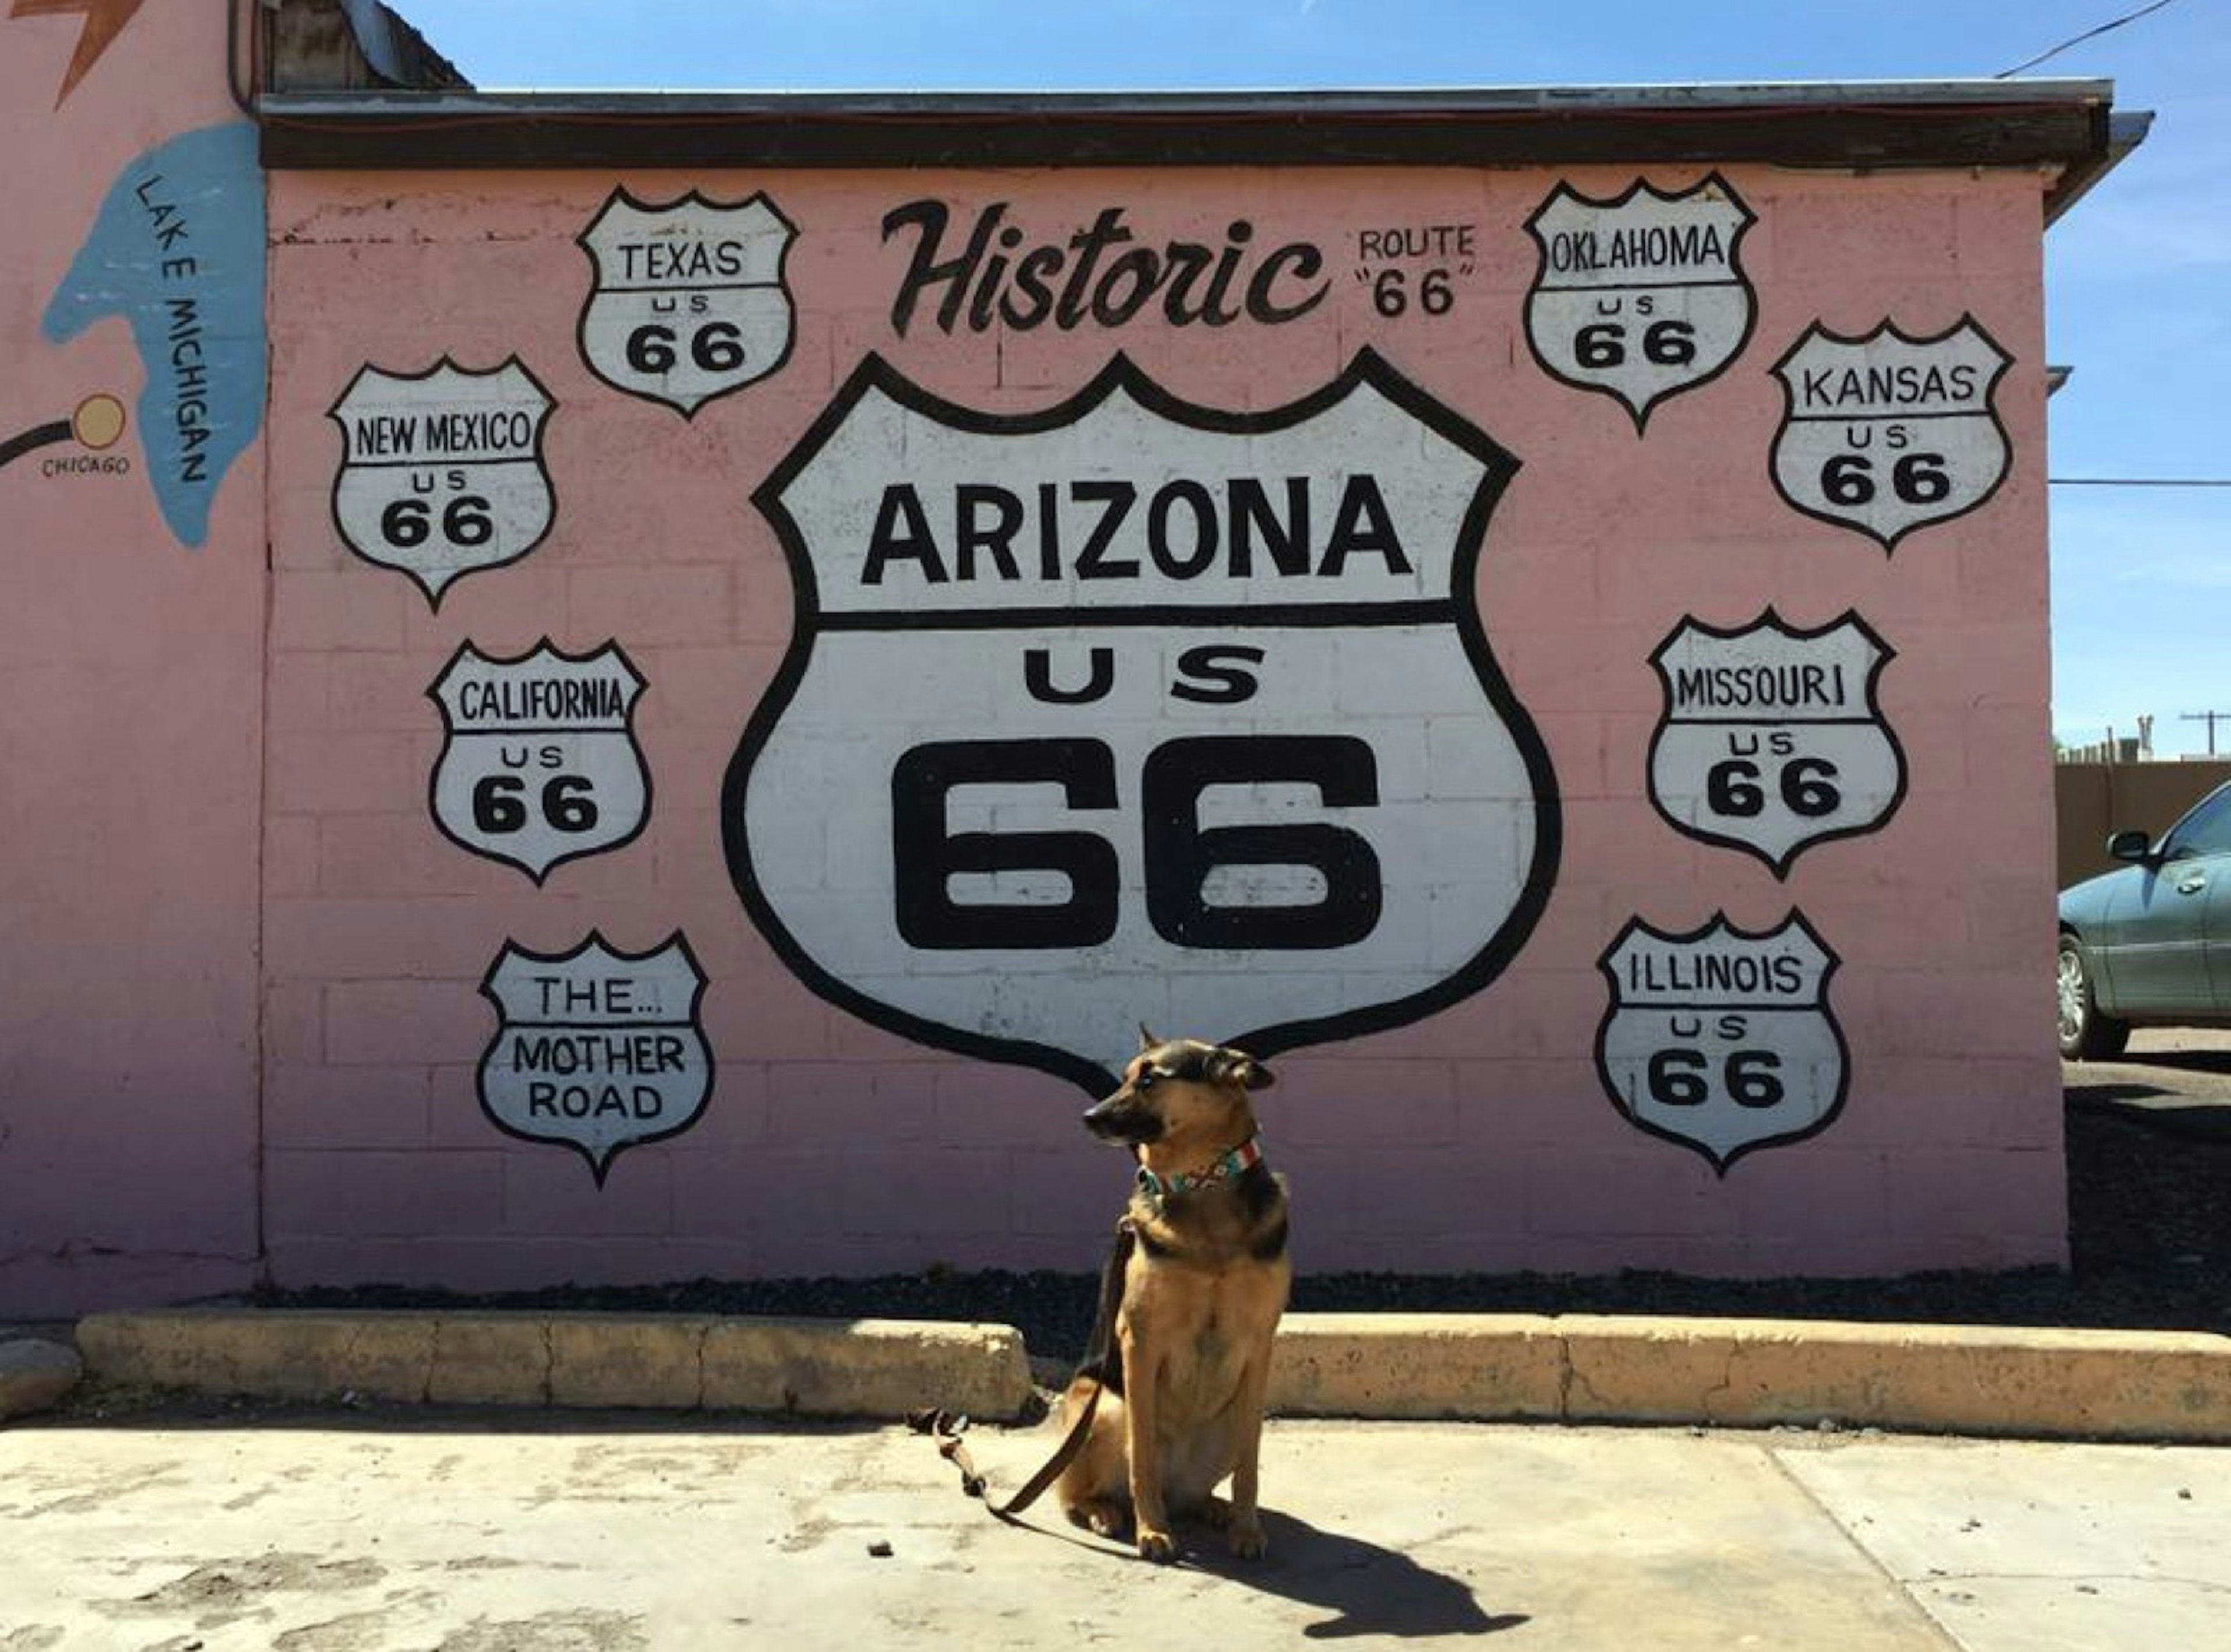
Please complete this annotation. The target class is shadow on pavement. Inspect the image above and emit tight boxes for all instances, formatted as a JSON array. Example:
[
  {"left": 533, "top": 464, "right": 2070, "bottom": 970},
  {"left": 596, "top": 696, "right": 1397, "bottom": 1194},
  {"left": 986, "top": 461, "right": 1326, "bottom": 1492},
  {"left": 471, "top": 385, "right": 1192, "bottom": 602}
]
[{"left": 1191, "top": 1509, "right": 1527, "bottom": 1640}]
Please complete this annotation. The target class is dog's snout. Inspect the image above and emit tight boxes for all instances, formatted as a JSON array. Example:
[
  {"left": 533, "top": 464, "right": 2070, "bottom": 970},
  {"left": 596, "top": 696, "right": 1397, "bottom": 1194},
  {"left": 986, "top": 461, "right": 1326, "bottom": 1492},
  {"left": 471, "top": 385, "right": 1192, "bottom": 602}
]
[{"left": 1082, "top": 1088, "right": 1160, "bottom": 1145}]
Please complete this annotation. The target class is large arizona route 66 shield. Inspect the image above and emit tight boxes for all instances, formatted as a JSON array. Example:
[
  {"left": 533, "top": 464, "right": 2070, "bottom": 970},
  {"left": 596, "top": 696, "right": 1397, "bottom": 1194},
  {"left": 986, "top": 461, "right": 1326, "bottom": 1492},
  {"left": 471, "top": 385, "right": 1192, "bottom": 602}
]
[
  {"left": 726, "top": 349, "right": 1560, "bottom": 1093},
  {"left": 328, "top": 357, "right": 556, "bottom": 605},
  {"left": 1647, "top": 609, "right": 1906, "bottom": 878},
  {"left": 1770, "top": 315, "right": 2013, "bottom": 550},
  {"left": 1596, "top": 911, "right": 1849, "bottom": 1173},
  {"left": 577, "top": 187, "right": 797, "bottom": 417}
]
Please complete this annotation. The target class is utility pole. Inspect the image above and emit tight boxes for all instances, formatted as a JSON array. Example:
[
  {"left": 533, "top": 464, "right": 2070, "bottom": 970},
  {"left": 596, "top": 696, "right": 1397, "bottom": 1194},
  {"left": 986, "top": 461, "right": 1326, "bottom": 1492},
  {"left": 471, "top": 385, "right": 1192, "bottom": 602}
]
[{"left": 2181, "top": 710, "right": 2231, "bottom": 756}]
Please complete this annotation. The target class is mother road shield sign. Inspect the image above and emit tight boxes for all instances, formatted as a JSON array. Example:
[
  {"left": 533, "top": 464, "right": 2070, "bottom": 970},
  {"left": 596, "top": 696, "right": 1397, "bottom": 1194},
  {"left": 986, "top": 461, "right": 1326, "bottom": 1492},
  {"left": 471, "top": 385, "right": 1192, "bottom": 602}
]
[{"left": 725, "top": 349, "right": 1560, "bottom": 1093}]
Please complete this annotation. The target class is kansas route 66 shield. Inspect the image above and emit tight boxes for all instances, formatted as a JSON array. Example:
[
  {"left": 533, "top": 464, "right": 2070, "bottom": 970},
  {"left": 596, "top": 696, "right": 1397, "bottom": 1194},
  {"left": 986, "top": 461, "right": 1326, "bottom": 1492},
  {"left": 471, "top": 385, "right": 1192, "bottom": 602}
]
[
  {"left": 1770, "top": 315, "right": 2013, "bottom": 550},
  {"left": 726, "top": 349, "right": 1561, "bottom": 1093},
  {"left": 1597, "top": 911, "right": 1848, "bottom": 1174},
  {"left": 1647, "top": 609, "right": 1906, "bottom": 878},
  {"left": 428, "top": 640, "right": 651, "bottom": 884},
  {"left": 577, "top": 187, "right": 797, "bottom": 417},
  {"left": 478, "top": 932, "right": 712, "bottom": 1186},
  {"left": 328, "top": 357, "right": 556, "bottom": 606}
]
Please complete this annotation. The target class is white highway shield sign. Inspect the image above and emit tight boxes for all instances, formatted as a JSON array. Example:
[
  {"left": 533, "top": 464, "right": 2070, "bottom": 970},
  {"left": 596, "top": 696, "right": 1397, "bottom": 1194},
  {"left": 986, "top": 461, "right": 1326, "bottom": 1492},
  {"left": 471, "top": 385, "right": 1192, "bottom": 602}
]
[
  {"left": 725, "top": 350, "right": 1560, "bottom": 1093},
  {"left": 1647, "top": 610, "right": 1906, "bottom": 877},
  {"left": 1597, "top": 911, "right": 1848, "bottom": 1174},
  {"left": 328, "top": 357, "right": 557, "bottom": 606},
  {"left": 577, "top": 188, "right": 797, "bottom": 417},
  {"left": 1770, "top": 315, "right": 2013, "bottom": 550}
]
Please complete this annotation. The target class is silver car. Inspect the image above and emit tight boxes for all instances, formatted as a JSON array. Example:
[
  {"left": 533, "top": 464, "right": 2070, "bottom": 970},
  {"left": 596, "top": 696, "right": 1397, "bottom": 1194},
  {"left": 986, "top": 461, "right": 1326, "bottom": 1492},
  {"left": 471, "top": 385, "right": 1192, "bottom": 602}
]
[{"left": 2057, "top": 780, "right": 2231, "bottom": 1059}]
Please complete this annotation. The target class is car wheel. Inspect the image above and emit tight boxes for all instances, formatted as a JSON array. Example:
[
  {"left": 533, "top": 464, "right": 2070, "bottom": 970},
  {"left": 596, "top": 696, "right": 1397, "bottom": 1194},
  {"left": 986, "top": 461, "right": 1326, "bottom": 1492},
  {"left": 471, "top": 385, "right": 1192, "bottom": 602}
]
[{"left": 2057, "top": 935, "right": 2129, "bottom": 1061}]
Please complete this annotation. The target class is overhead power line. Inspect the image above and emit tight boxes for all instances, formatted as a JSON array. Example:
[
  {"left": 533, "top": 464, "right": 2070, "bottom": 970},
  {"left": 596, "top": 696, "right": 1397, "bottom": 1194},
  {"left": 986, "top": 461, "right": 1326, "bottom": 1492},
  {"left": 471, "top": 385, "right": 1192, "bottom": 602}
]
[
  {"left": 1996, "top": 0, "right": 2186, "bottom": 77},
  {"left": 2049, "top": 477, "right": 2231, "bottom": 487}
]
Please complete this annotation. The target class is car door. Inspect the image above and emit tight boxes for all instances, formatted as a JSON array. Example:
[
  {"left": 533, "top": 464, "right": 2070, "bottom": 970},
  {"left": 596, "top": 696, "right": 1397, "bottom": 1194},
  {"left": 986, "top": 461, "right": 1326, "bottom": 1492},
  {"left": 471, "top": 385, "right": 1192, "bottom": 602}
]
[{"left": 2101, "top": 785, "right": 2231, "bottom": 1017}]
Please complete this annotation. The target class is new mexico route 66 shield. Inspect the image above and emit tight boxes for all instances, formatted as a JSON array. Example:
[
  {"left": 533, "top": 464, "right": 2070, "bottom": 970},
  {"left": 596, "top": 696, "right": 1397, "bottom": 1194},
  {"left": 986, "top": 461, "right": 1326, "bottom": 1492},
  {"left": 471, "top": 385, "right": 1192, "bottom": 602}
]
[
  {"left": 1770, "top": 315, "right": 2013, "bottom": 550},
  {"left": 478, "top": 931, "right": 712, "bottom": 1186},
  {"left": 1596, "top": 911, "right": 1848, "bottom": 1174},
  {"left": 577, "top": 187, "right": 797, "bottom": 418},
  {"left": 428, "top": 640, "right": 651, "bottom": 884},
  {"left": 725, "top": 349, "right": 1561, "bottom": 1093},
  {"left": 328, "top": 357, "right": 556, "bottom": 606},
  {"left": 1647, "top": 609, "right": 1906, "bottom": 878},
  {"left": 1523, "top": 173, "right": 1756, "bottom": 431}
]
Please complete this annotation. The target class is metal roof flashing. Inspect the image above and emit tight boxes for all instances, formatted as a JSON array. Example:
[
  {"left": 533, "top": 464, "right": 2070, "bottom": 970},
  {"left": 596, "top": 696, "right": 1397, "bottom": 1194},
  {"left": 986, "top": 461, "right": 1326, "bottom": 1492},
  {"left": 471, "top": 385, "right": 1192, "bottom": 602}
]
[{"left": 254, "top": 78, "right": 2135, "bottom": 222}]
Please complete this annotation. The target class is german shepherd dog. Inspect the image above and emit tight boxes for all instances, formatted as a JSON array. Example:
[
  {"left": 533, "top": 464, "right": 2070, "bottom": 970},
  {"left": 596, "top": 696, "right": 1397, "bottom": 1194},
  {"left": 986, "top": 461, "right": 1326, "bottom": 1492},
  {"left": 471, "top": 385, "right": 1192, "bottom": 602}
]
[{"left": 1055, "top": 1030, "right": 1290, "bottom": 1563}]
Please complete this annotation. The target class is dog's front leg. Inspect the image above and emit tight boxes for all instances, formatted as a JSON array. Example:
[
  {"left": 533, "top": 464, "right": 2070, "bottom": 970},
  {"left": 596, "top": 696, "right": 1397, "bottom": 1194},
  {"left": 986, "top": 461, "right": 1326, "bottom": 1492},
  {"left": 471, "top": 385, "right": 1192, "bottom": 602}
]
[
  {"left": 1118, "top": 1320, "right": 1175, "bottom": 1563},
  {"left": 1224, "top": 1341, "right": 1274, "bottom": 1559}
]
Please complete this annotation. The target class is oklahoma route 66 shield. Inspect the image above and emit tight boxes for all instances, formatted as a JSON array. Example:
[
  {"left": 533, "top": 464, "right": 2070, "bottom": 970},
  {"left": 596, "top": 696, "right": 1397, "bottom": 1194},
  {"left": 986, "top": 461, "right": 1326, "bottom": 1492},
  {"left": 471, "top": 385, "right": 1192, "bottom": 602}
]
[
  {"left": 576, "top": 187, "right": 797, "bottom": 418},
  {"left": 1596, "top": 911, "right": 1849, "bottom": 1174},
  {"left": 428, "top": 640, "right": 651, "bottom": 884},
  {"left": 724, "top": 349, "right": 1561, "bottom": 1093},
  {"left": 1647, "top": 609, "right": 1906, "bottom": 878},
  {"left": 1523, "top": 173, "right": 1756, "bottom": 431},
  {"left": 1770, "top": 315, "right": 2013, "bottom": 550},
  {"left": 328, "top": 357, "right": 557, "bottom": 606}
]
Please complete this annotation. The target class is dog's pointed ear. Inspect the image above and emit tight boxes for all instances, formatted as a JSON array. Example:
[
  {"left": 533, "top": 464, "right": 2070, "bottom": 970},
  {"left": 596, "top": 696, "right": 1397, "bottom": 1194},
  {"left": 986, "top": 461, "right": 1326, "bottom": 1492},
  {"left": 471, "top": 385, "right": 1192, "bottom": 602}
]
[
  {"left": 1215, "top": 1047, "right": 1275, "bottom": 1090},
  {"left": 1138, "top": 1023, "right": 1160, "bottom": 1052}
]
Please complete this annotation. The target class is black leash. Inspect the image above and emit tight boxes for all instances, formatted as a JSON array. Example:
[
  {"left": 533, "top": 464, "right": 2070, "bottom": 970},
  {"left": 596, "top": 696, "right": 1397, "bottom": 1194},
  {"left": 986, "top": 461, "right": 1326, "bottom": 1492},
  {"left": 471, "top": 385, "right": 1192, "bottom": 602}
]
[{"left": 911, "top": 1218, "right": 1136, "bottom": 1520}]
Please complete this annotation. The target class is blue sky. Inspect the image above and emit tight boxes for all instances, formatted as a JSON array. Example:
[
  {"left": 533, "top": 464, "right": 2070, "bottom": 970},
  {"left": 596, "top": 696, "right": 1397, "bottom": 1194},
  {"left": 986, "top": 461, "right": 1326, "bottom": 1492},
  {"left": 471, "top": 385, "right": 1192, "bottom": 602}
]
[{"left": 402, "top": 0, "right": 2230, "bottom": 756}]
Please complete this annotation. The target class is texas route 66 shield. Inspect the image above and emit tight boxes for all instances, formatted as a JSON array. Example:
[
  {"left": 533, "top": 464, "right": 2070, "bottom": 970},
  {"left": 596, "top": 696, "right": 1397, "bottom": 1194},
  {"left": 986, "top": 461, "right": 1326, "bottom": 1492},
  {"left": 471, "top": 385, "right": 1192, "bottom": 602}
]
[
  {"left": 1647, "top": 610, "right": 1906, "bottom": 878},
  {"left": 428, "top": 640, "right": 651, "bottom": 884},
  {"left": 1769, "top": 315, "right": 2013, "bottom": 550},
  {"left": 724, "top": 349, "right": 1560, "bottom": 1093},
  {"left": 1596, "top": 912, "right": 1848, "bottom": 1174},
  {"left": 577, "top": 187, "right": 797, "bottom": 418},
  {"left": 1523, "top": 173, "right": 1756, "bottom": 431}
]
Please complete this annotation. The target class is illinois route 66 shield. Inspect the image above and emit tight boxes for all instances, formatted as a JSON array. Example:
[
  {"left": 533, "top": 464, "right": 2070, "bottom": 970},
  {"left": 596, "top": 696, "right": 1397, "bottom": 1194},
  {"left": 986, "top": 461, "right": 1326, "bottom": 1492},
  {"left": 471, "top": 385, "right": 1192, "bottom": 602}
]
[
  {"left": 328, "top": 357, "right": 557, "bottom": 606},
  {"left": 1523, "top": 173, "right": 1756, "bottom": 431},
  {"left": 577, "top": 187, "right": 797, "bottom": 417},
  {"left": 1597, "top": 911, "right": 1848, "bottom": 1174},
  {"left": 428, "top": 640, "right": 651, "bottom": 884},
  {"left": 725, "top": 348, "right": 1560, "bottom": 1094},
  {"left": 1769, "top": 315, "right": 2013, "bottom": 550},
  {"left": 1647, "top": 609, "right": 1906, "bottom": 878},
  {"left": 478, "top": 931, "right": 713, "bottom": 1186}
]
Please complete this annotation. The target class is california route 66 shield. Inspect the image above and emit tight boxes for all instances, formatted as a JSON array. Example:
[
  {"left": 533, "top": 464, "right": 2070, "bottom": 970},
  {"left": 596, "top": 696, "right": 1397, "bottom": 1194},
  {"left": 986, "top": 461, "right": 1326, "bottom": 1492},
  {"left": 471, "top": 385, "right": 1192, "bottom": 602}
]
[
  {"left": 328, "top": 357, "right": 556, "bottom": 606},
  {"left": 576, "top": 187, "right": 797, "bottom": 417},
  {"left": 1769, "top": 315, "right": 2013, "bottom": 550},
  {"left": 478, "top": 932, "right": 712, "bottom": 1186},
  {"left": 725, "top": 348, "right": 1560, "bottom": 1093},
  {"left": 1647, "top": 609, "right": 1906, "bottom": 878},
  {"left": 428, "top": 640, "right": 651, "bottom": 884},
  {"left": 1596, "top": 912, "right": 1848, "bottom": 1174},
  {"left": 1524, "top": 173, "right": 1756, "bottom": 430}
]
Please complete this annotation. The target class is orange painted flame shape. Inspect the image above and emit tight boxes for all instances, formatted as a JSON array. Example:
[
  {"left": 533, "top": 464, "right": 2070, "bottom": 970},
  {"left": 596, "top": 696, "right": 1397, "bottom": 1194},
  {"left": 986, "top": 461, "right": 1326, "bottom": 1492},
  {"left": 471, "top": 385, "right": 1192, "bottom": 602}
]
[{"left": 10, "top": 0, "right": 149, "bottom": 109}]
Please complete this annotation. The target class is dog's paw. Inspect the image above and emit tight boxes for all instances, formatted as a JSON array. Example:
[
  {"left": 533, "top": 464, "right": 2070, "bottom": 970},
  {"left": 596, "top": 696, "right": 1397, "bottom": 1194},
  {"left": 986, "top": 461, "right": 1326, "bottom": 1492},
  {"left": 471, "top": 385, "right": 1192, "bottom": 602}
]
[
  {"left": 1136, "top": 1525, "right": 1179, "bottom": 1564},
  {"left": 1064, "top": 1497, "right": 1127, "bottom": 1539},
  {"left": 1196, "top": 1494, "right": 1235, "bottom": 1530},
  {"left": 1226, "top": 1515, "right": 1268, "bottom": 1560}
]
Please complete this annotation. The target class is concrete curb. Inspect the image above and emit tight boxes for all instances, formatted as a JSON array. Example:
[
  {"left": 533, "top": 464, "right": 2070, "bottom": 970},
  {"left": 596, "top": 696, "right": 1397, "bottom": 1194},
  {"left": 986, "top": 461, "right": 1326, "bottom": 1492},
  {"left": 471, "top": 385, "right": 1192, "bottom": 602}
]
[{"left": 70, "top": 1309, "right": 2231, "bottom": 1441}]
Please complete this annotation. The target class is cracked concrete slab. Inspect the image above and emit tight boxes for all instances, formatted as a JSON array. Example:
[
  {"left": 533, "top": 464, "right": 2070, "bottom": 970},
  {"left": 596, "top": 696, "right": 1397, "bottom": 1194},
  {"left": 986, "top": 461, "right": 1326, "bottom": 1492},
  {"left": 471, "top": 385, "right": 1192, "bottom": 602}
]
[{"left": 2, "top": 1412, "right": 2223, "bottom": 1650}]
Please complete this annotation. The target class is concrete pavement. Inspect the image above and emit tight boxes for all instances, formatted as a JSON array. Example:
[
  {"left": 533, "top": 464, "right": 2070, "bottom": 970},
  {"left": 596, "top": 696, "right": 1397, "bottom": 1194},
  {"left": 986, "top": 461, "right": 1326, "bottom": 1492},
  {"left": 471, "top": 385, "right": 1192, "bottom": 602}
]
[{"left": 0, "top": 1407, "right": 2222, "bottom": 1650}]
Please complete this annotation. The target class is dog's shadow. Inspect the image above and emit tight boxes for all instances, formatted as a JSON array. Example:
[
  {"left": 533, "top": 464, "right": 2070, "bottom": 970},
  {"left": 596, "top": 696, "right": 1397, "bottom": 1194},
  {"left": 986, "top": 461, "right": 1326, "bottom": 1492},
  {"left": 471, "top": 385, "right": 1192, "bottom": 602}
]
[{"left": 1188, "top": 1510, "right": 1527, "bottom": 1640}]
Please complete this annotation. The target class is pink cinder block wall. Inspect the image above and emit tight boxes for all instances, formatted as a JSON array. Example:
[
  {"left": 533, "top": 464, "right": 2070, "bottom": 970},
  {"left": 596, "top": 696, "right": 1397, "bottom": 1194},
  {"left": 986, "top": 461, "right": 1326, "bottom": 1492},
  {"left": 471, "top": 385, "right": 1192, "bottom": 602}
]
[
  {"left": 0, "top": 5, "right": 265, "bottom": 1312},
  {"left": 254, "top": 157, "right": 2058, "bottom": 1291}
]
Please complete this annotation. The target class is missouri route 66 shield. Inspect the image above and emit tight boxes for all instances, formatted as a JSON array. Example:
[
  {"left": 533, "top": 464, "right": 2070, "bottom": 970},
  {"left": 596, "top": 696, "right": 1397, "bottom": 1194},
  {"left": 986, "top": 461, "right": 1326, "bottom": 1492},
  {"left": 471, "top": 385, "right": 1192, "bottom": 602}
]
[
  {"left": 725, "top": 349, "right": 1561, "bottom": 1093},
  {"left": 1523, "top": 173, "right": 1756, "bottom": 431},
  {"left": 328, "top": 357, "right": 556, "bottom": 606},
  {"left": 428, "top": 640, "right": 651, "bottom": 884},
  {"left": 1596, "top": 911, "right": 1848, "bottom": 1174},
  {"left": 1647, "top": 609, "right": 1906, "bottom": 878},
  {"left": 1769, "top": 315, "right": 2013, "bottom": 550},
  {"left": 577, "top": 187, "right": 797, "bottom": 417}
]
